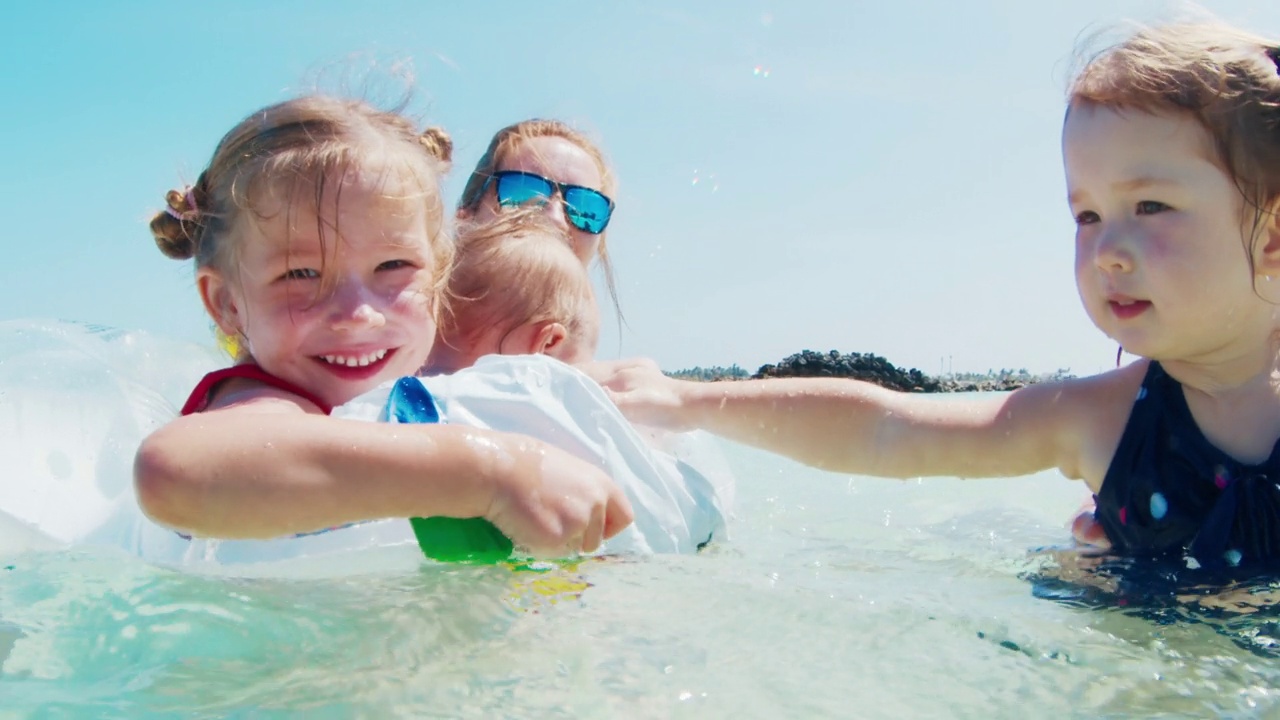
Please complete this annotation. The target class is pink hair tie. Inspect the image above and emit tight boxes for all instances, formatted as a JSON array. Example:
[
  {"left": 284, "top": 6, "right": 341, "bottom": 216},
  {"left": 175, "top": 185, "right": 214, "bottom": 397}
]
[{"left": 165, "top": 187, "right": 199, "bottom": 222}]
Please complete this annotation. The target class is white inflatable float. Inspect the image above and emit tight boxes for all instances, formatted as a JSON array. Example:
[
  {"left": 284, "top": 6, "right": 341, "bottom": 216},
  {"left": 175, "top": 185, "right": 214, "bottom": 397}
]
[
  {"left": 0, "top": 320, "right": 222, "bottom": 554},
  {"left": 0, "top": 320, "right": 734, "bottom": 571}
]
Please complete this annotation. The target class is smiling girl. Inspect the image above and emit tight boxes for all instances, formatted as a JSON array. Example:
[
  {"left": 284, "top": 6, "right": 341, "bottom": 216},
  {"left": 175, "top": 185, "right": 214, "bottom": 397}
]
[{"left": 135, "top": 96, "right": 632, "bottom": 557}]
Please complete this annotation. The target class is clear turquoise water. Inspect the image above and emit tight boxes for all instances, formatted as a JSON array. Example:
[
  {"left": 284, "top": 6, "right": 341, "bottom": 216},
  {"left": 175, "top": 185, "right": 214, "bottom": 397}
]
[
  {"left": 2, "top": 323, "right": 1278, "bottom": 717},
  {"left": 5, "top": 439, "right": 1280, "bottom": 719}
]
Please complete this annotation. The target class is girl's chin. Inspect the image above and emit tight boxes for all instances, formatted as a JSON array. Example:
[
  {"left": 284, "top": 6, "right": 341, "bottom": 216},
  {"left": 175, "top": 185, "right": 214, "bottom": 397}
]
[{"left": 323, "top": 376, "right": 396, "bottom": 408}]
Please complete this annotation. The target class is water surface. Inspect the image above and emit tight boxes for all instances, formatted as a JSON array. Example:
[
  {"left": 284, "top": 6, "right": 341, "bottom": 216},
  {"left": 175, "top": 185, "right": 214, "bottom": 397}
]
[{"left": 5, "top": 439, "right": 1278, "bottom": 718}]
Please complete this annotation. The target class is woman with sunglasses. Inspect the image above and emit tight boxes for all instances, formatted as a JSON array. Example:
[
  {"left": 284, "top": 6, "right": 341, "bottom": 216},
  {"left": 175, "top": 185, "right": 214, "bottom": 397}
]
[{"left": 457, "top": 120, "right": 621, "bottom": 317}]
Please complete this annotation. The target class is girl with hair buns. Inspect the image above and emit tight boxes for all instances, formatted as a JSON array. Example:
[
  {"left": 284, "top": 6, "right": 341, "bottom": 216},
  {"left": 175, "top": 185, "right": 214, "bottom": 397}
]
[{"left": 136, "top": 95, "right": 632, "bottom": 558}]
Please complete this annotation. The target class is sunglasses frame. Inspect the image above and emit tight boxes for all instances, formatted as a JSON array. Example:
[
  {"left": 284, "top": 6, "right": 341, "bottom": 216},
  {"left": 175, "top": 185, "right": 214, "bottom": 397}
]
[{"left": 486, "top": 170, "right": 615, "bottom": 235}]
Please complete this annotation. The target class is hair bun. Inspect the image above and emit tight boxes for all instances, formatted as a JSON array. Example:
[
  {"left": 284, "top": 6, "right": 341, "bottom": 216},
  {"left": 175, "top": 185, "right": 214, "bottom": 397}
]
[
  {"left": 419, "top": 126, "right": 453, "bottom": 170},
  {"left": 149, "top": 188, "right": 198, "bottom": 260}
]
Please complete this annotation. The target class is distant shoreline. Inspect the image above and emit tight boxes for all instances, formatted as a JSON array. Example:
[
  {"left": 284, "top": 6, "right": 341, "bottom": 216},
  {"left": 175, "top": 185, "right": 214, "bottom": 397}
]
[{"left": 667, "top": 349, "right": 1075, "bottom": 393}]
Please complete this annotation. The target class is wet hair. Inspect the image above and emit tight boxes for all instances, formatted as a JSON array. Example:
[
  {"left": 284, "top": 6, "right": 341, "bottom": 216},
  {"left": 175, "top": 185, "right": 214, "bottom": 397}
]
[
  {"left": 1068, "top": 21, "right": 1280, "bottom": 254},
  {"left": 149, "top": 95, "right": 455, "bottom": 299},
  {"left": 457, "top": 119, "right": 621, "bottom": 318},
  {"left": 438, "top": 208, "right": 597, "bottom": 363}
]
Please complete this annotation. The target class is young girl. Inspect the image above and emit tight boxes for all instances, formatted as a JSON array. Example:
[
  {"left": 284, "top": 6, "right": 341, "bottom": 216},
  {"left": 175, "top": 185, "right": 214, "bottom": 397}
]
[
  {"left": 134, "top": 95, "right": 632, "bottom": 558},
  {"left": 588, "top": 21, "right": 1280, "bottom": 571},
  {"left": 425, "top": 209, "right": 599, "bottom": 374}
]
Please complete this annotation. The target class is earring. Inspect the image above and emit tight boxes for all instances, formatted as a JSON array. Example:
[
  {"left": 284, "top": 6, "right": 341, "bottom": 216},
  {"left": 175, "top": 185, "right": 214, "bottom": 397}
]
[{"left": 216, "top": 328, "right": 250, "bottom": 359}]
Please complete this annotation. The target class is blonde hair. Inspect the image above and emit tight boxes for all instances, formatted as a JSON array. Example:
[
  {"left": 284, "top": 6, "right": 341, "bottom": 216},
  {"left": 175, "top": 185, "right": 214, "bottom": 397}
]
[
  {"left": 1069, "top": 22, "right": 1280, "bottom": 249},
  {"left": 149, "top": 95, "right": 456, "bottom": 357},
  {"left": 457, "top": 119, "right": 621, "bottom": 318},
  {"left": 439, "top": 208, "right": 596, "bottom": 359}
]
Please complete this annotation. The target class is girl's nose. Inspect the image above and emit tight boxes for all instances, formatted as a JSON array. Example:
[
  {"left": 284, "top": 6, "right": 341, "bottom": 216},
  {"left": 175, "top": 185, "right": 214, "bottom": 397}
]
[
  {"left": 329, "top": 281, "right": 387, "bottom": 331},
  {"left": 1093, "top": 226, "right": 1135, "bottom": 274}
]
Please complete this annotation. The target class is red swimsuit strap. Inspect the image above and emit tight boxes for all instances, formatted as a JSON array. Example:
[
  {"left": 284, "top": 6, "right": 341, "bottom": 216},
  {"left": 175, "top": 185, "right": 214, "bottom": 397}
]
[{"left": 180, "top": 364, "right": 333, "bottom": 415}]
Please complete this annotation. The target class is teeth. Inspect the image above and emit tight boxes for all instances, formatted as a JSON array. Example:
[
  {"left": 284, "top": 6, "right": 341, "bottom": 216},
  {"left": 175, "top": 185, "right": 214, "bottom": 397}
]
[{"left": 321, "top": 349, "right": 388, "bottom": 367}]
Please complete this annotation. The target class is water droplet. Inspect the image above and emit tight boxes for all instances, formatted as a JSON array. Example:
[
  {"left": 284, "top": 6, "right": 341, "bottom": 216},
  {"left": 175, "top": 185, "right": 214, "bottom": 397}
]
[{"left": 691, "top": 169, "right": 720, "bottom": 192}]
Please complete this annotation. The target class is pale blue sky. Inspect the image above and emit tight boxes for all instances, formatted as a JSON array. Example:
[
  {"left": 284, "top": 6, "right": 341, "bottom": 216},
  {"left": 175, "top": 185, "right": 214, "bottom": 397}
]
[{"left": 2, "top": 1, "right": 1276, "bottom": 376}]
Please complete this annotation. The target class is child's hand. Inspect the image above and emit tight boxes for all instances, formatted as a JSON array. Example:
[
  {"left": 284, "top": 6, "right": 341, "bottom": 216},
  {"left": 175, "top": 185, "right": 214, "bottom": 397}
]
[
  {"left": 484, "top": 436, "right": 635, "bottom": 558},
  {"left": 1070, "top": 497, "right": 1111, "bottom": 550},
  {"left": 582, "top": 358, "right": 696, "bottom": 431}
]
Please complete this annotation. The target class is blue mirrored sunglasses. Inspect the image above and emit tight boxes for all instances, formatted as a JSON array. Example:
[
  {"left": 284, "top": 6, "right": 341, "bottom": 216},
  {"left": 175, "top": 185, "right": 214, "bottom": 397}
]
[{"left": 488, "top": 170, "right": 615, "bottom": 235}]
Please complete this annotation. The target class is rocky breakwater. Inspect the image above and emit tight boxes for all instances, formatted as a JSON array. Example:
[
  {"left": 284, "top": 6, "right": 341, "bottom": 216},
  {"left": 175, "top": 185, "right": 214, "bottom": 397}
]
[{"left": 752, "top": 350, "right": 1033, "bottom": 393}]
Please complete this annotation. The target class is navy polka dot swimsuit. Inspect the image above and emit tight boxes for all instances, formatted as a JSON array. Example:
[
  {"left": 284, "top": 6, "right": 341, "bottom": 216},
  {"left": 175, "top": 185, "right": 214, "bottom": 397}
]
[{"left": 1094, "top": 361, "right": 1280, "bottom": 569}]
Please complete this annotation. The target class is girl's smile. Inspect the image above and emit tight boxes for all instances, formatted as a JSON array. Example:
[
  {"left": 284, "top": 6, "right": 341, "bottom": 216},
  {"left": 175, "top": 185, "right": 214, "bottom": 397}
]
[{"left": 312, "top": 347, "right": 398, "bottom": 381}]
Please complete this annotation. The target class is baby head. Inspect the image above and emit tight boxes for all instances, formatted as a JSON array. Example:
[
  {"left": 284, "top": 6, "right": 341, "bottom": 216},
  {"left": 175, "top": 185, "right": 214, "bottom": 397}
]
[
  {"left": 1068, "top": 22, "right": 1280, "bottom": 243},
  {"left": 427, "top": 208, "right": 598, "bottom": 374},
  {"left": 1063, "top": 23, "right": 1280, "bottom": 359}
]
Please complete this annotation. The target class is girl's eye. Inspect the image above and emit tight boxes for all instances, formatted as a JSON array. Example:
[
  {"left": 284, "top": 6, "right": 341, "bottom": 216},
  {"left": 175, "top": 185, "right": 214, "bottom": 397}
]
[
  {"left": 1074, "top": 210, "right": 1100, "bottom": 226},
  {"left": 377, "top": 259, "right": 414, "bottom": 272},
  {"left": 281, "top": 268, "right": 320, "bottom": 281},
  {"left": 1136, "top": 200, "right": 1170, "bottom": 215}
]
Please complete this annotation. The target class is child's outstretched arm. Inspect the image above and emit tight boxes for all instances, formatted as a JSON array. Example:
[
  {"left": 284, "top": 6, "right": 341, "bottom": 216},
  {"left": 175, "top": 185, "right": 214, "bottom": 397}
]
[
  {"left": 134, "top": 397, "right": 634, "bottom": 557},
  {"left": 585, "top": 358, "right": 1108, "bottom": 483}
]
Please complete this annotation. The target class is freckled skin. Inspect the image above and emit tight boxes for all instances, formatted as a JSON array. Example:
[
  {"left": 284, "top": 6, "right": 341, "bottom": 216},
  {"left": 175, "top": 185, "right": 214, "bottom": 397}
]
[{"left": 199, "top": 166, "right": 439, "bottom": 411}]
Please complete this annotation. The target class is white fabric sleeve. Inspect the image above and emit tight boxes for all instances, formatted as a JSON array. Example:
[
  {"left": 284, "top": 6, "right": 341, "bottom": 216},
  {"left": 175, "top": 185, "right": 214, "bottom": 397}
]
[{"left": 337, "top": 354, "right": 734, "bottom": 555}]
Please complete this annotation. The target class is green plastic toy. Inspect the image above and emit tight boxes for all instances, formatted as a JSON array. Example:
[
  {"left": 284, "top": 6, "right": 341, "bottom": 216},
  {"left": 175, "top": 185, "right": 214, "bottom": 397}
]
[{"left": 410, "top": 517, "right": 514, "bottom": 564}]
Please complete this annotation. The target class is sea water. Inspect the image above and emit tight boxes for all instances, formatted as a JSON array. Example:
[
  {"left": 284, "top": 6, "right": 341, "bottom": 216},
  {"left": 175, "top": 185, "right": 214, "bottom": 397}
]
[
  {"left": 4, "top": 443, "right": 1280, "bottom": 718},
  {"left": 2, "top": 320, "right": 1279, "bottom": 718}
]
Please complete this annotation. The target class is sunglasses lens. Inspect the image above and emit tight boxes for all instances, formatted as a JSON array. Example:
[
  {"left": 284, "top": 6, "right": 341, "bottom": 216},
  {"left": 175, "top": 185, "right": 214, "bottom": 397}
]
[
  {"left": 563, "top": 188, "right": 613, "bottom": 234},
  {"left": 494, "top": 172, "right": 553, "bottom": 207}
]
